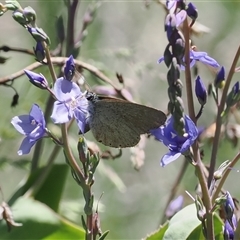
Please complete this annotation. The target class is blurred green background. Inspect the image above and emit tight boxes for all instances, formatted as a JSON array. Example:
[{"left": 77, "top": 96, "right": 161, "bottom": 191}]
[{"left": 1, "top": 0, "right": 240, "bottom": 239}]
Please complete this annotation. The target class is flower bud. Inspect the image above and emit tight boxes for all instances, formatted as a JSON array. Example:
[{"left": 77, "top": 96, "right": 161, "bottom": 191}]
[
  {"left": 12, "top": 11, "right": 28, "bottom": 26},
  {"left": 64, "top": 55, "right": 75, "bottom": 81},
  {"left": 24, "top": 70, "right": 48, "bottom": 89},
  {"left": 226, "top": 82, "right": 240, "bottom": 108},
  {"left": 33, "top": 42, "right": 45, "bottom": 62},
  {"left": 223, "top": 191, "right": 235, "bottom": 221},
  {"left": 195, "top": 76, "right": 207, "bottom": 105},
  {"left": 23, "top": 6, "right": 36, "bottom": 26},
  {"left": 223, "top": 214, "right": 237, "bottom": 240},
  {"left": 27, "top": 26, "right": 50, "bottom": 45},
  {"left": 5, "top": 1, "right": 21, "bottom": 11},
  {"left": 186, "top": 3, "right": 198, "bottom": 20},
  {"left": 214, "top": 66, "right": 225, "bottom": 88}
]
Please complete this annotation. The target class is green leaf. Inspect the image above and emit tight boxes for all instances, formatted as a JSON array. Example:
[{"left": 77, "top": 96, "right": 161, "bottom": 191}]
[
  {"left": 98, "top": 230, "right": 110, "bottom": 240},
  {"left": 187, "top": 212, "right": 224, "bottom": 240},
  {"left": 163, "top": 204, "right": 201, "bottom": 240},
  {"left": 145, "top": 222, "right": 169, "bottom": 240},
  {"left": 0, "top": 197, "right": 85, "bottom": 239},
  {"left": 162, "top": 204, "right": 224, "bottom": 240},
  {"left": 9, "top": 164, "right": 68, "bottom": 212},
  {"left": 34, "top": 164, "right": 68, "bottom": 212}
]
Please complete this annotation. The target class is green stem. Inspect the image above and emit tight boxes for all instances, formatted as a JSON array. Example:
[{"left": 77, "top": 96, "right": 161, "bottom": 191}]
[
  {"left": 183, "top": 18, "right": 214, "bottom": 239},
  {"left": 208, "top": 45, "right": 240, "bottom": 188},
  {"left": 61, "top": 124, "right": 85, "bottom": 182},
  {"left": 44, "top": 43, "right": 57, "bottom": 83}
]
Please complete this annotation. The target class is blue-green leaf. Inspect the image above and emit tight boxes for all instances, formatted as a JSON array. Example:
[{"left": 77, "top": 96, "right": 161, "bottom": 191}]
[
  {"left": 163, "top": 204, "right": 201, "bottom": 240},
  {"left": 0, "top": 197, "right": 85, "bottom": 239},
  {"left": 145, "top": 222, "right": 169, "bottom": 240}
]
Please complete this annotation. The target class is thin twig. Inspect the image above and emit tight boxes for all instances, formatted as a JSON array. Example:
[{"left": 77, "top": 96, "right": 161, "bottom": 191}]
[
  {"left": 66, "top": 0, "right": 79, "bottom": 56},
  {"left": 0, "top": 45, "right": 34, "bottom": 56},
  {"left": 159, "top": 158, "right": 189, "bottom": 225},
  {"left": 0, "top": 57, "right": 118, "bottom": 89}
]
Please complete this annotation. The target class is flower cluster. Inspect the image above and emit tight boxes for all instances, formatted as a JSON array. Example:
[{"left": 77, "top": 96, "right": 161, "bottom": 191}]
[
  {"left": 151, "top": 115, "right": 198, "bottom": 166},
  {"left": 11, "top": 56, "right": 89, "bottom": 155}
]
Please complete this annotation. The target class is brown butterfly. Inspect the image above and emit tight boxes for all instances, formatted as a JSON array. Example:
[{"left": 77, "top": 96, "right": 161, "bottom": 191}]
[{"left": 85, "top": 92, "right": 166, "bottom": 148}]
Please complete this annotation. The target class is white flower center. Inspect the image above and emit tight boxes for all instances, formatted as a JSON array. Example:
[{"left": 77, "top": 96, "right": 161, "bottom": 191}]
[
  {"left": 69, "top": 96, "right": 79, "bottom": 109},
  {"left": 31, "top": 119, "right": 37, "bottom": 125},
  {"left": 171, "top": 132, "right": 177, "bottom": 139}
]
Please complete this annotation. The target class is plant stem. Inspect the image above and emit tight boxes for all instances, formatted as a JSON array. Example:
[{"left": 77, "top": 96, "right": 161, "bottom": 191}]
[
  {"left": 66, "top": 0, "right": 79, "bottom": 56},
  {"left": 183, "top": 18, "right": 214, "bottom": 240},
  {"left": 208, "top": 45, "right": 240, "bottom": 188}
]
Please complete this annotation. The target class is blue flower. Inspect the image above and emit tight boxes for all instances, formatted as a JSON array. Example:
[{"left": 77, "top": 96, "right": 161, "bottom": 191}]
[
  {"left": 50, "top": 77, "right": 89, "bottom": 133},
  {"left": 24, "top": 70, "right": 48, "bottom": 89},
  {"left": 151, "top": 115, "right": 198, "bottom": 166},
  {"left": 158, "top": 50, "right": 220, "bottom": 70},
  {"left": 224, "top": 191, "right": 235, "bottom": 221},
  {"left": 195, "top": 76, "right": 207, "bottom": 105},
  {"left": 224, "top": 214, "right": 237, "bottom": 240},
  {"left": 165, "top": 195, "right": 184, "bottom": 217},
  {"left": 64, "top": 55, "right": 75, "bottom": 81},
  {"left": 11, "top": 104, "right": 46, "bottom": 155}
]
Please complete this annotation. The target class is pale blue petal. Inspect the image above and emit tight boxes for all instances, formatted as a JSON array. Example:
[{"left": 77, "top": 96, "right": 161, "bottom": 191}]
[
  {"left": 29, "top": 104, "right": 45, "bottom": 128},
  {"left": 151, "top": 127, "right": 172, "bottom": 146},
  {"left": 28, "top": 125, "right": 45, "bottom": 140},
  {"left": 161, "top": 151, "right": 181, "bottom": 167},
  {"left": 74, "top": 108, "right": 87, "bottom": 134},
  {"left": 176, "top": 10, "right": 187, "bottom": 27},
  {"left": 11, "top": 115, "right": 35, "bottom": 135},
  {"left": 157, "top": 56, "right": 165, "bottom": 64},
  {"left": 54, "top": 77, "right": 81, "bottom": 101},
  {"left": 51, "top": 101, "right": 72, "bottom": 124},
  {"left": 200, "top": 55, "right": 220, "bottom": 68},
  {"left": 18, "top": 137, "right": 36, "bottom": 155}
]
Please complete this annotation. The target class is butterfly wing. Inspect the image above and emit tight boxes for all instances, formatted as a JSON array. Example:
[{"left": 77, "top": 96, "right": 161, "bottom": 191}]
[{"left": 88, "top": 98, "right": 166, "bottom": 148}]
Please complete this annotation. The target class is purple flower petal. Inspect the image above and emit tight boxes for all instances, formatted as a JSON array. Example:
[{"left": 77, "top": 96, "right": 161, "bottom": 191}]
[
  {"left": 157, "top": 56, "right": 165, "bottom": 64},
  {"left": 51, "top": 102, "right": 72, "bottom": 124},
  {"left": 64, "top": 55, "right": 75, "bottom": 81},
  {"left": 11, "top": 104, "right": 46, "bottom": 155},
  {"left": 29, "top": 104, "right": 46, "bottom": 128},
  {"left": 11, "top": 115, "right": 35, "bottom": 135},
  {"left": 176, "top": 10, "right": 187, "bottom": 27},
  {"left": 166, "top": 195, "right": 184, "bottom": 217},
  {"left": 161, "top": 151, "right": 181, "bottom": 166},
  {"left": 51, "top": 75, "right": 89, "bottom": 133},
  {"left": 18, "top": 137, "right": 36, "bottom": 155},
  {"left": 54, "top": 77, "right": 81, "bottom": 100},
  {"left": 152, "top": 115, "right": 198, "bottom": 166},
  {"left": 159, "top": 50, "right": 219, "bottom": 70}
]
